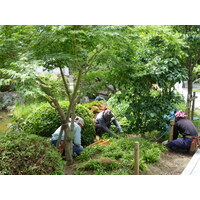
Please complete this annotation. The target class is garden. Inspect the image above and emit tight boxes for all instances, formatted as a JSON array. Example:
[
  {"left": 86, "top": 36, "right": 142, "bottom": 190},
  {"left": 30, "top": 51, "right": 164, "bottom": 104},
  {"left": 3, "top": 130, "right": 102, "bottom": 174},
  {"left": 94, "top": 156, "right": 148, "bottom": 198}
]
[{"left": 0, "top": 25, "right": 200, "bottom": 175}]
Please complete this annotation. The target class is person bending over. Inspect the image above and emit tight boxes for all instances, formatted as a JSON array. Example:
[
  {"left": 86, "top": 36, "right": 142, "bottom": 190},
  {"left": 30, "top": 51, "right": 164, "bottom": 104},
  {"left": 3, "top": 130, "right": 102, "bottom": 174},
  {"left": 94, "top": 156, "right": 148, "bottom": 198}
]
[{"left": 95, "top": 108, "right": 124, "bottom": 138}]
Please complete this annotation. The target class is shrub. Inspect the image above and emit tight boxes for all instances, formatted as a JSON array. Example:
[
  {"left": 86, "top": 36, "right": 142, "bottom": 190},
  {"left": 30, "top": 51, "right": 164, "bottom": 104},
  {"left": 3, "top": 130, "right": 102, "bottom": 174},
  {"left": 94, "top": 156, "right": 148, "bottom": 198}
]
[
  {"left": 82, "top": 100, "right": 110, "bottom": 118},
  {"left": 21, "top": 101, "right": 96, "bottom": 146},
  {"left": 0, "top": 132, "right": 65, "bottom": 175}
]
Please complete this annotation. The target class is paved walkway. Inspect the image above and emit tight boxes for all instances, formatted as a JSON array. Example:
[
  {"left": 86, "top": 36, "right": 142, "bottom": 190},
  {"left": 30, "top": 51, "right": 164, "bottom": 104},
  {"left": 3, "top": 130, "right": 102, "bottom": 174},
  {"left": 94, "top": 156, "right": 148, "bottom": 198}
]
[
  {"left": 181, "top": 149, "right": 200, "bottom": 175},
  {"left": 175, "top": 82, "right": 200, "bottom": 108}
]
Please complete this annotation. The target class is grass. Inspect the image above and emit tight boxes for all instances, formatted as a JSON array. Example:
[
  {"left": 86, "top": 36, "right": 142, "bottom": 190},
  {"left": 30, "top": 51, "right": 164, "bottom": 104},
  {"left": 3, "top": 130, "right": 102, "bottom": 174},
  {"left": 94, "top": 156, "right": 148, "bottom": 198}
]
[{"left": 0, "top": 111, "right": 12, "bottom": 135}]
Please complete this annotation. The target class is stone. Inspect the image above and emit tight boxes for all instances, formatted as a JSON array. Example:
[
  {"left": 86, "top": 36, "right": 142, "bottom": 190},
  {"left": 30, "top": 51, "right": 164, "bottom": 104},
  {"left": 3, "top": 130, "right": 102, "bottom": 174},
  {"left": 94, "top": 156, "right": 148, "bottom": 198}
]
[
  {"left": 7, "top": 114, "right": 13, "bottom": 118},
  {"left": 0, "top": 92, "right": 20, "bottom": 110},
  {"left": 79, "top": 96, "right": 90, "bottom": 103},
  {"left": 6, "top": 105, "right": 15, "bottom": 112},
  {"left": 0, "top": 116, "right": 3, "bottom": 120}
]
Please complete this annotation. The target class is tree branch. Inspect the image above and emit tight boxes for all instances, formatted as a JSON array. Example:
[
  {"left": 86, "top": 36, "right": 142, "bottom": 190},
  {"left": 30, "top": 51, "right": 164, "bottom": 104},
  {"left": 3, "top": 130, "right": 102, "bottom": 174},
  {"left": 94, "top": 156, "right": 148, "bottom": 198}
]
[
  {"left": 84, "top": 46, "right": 105, "bottom": 72},
  {"left": 59, "top": 67, "right": 71, "bottom": 99}
]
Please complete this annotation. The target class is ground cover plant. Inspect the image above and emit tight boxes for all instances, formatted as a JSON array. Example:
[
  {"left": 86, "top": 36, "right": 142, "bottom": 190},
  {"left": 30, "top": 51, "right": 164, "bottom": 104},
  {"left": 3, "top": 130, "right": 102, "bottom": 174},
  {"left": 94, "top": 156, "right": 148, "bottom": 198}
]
[
  {"left": 0, "top": 132, "right": 65, "bottom": 175},
  {"left": 68, "top": 135, "right": 166, "bottom": 175}
]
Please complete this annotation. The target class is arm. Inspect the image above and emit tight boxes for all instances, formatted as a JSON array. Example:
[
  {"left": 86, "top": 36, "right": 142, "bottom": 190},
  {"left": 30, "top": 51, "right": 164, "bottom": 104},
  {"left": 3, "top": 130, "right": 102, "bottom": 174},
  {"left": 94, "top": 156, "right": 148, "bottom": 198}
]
[
  {"left": 112, "top": 119, "right": 124, "bottom": 133},
  {"left": 97, "top": 118, "right": 119, "bottom": 138}
]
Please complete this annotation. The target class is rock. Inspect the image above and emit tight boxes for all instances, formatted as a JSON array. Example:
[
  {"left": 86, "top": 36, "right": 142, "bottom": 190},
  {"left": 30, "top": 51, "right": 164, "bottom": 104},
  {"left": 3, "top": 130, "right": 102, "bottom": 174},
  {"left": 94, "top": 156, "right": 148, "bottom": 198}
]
[
  {"left": 0, "top": 116, "right": 3, "bottom": 120},
  {"left": 7, "top": 114, "right": 13, "bottom": 118},
  {"left": 80, "top": 96, "right": 90, "bottom": 103},
  {"left": 0, "top": 92, "right": 20, "bottom": 110},
  {"left": 6, "top": 105, "right": 15, "bottom": 112}
]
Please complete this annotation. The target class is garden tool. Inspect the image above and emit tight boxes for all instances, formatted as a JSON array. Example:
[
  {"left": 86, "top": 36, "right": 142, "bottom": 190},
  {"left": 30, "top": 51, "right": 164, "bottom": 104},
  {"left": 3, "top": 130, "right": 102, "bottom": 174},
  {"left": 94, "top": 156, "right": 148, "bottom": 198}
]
[{"left": 87, "top": 139, "right": 110, "bottom": 147}]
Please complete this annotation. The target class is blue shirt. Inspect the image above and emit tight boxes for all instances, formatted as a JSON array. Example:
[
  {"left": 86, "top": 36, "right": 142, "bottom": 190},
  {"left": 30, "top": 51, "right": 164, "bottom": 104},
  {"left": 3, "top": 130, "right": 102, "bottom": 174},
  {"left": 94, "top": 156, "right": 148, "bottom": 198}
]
[{"left": 52, "top": 122, "right": 82, "bottom": 146}]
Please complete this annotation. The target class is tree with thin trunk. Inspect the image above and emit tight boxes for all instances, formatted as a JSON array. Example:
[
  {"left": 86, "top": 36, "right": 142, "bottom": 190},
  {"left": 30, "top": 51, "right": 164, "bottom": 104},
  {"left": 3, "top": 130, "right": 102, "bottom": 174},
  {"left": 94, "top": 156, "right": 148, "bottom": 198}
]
[
  {"left": 0, "top": 25, "right": 133, "bottom": 164},
  {"left": 174, "top": 25, "right": 200, "bottom": 105}
]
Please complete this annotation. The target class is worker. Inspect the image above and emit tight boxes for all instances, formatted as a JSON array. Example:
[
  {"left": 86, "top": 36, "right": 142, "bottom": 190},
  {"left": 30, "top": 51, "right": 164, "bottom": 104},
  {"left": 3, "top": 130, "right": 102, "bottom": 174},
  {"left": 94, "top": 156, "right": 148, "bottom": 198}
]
[
  {"left": 51, "top": 116, "right": 84, "bottom": 155},
  {"left": 95, "top": 108, "right": 124, "bottom": 138},
  {"left": 166, "top": 110, "right": 198, "bottom": 152}
]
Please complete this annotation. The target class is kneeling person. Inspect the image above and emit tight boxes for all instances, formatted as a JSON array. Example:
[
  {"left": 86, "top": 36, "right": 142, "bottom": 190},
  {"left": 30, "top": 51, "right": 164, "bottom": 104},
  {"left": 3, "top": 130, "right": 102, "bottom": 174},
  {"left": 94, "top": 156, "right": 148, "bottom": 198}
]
[
  {"left": 167, "top": 110, "right": 198, "bottom": 152},
  {"left": 51, "top": 116, "right": 84, "bottom": 155}
]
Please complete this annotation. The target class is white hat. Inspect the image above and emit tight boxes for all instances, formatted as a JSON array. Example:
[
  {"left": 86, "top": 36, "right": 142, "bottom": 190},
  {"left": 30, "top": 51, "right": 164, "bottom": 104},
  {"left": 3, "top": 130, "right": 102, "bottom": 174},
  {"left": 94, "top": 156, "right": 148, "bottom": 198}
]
[
  {"left": 75, "top": 116, "right": 84, "bottom": 127},
  {"left": 104, "top": 109, "right": 114, "bottom": 119}
]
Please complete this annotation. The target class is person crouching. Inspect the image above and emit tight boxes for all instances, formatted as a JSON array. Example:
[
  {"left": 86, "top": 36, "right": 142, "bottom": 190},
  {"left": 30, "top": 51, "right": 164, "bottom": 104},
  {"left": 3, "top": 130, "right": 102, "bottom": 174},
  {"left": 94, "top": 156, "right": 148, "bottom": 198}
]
[
  {"left": 51, "top": 116, "right": 84, "bottom": 156},
  {"left": 167, "top": 110, "right": 198, "bottom": 152}
]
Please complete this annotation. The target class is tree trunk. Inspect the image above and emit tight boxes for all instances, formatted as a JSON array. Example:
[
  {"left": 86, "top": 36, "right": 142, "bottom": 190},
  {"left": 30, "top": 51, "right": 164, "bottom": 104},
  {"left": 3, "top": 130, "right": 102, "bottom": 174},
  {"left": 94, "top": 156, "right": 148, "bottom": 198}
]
[
  {"left": 188, "top": 75, "right": 193, "bottom": 97},
  {"left": 186, "top": 54, "right": 193, "bottom": 106},
  {"left": 63, "top": 122, "right": 73, "bottom": 165}
]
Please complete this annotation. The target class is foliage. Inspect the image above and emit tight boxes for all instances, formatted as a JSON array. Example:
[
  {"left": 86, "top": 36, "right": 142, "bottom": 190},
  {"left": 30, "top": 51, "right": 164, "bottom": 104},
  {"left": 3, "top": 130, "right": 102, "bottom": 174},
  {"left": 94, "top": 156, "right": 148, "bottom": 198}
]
[
  {"left": 0, "top": 132, "right": 65, "bottom": 175},
  {"left": 13, "top": 102, "right": 41, "bottom": 122},
  {"left": 193, "top": 119, "right": 200, "bottom": 132},
  {"left": 80, "top": 26, "right": 188, "bottom": 135},
  {"left": 0, "top": 25, "right": 189, "bottom": 138},
  {"left": 20, "top": 101, "right": 96, "bottom": 146},
  {"left": 173, "top": 25, "right": 200, "bottom": 96},
  {"left": 73, "top": 135, "right": 166, "bottom": 175}
]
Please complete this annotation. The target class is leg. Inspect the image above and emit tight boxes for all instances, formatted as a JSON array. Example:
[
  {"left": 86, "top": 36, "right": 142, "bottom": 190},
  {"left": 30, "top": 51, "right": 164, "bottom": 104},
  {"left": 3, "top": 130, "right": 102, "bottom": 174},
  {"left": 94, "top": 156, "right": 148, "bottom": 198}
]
[
  {"left": 95, "top": 123, "right": 104, "bottom": 137},
  {"left": 51, "top": 140, "right": 57, "bottom": 147},
  {"left": 167, "top": 138, "right": 192, "bottom": 151},
  {"left": 73, "top": 145, "right": 84, "bottom": 155}
]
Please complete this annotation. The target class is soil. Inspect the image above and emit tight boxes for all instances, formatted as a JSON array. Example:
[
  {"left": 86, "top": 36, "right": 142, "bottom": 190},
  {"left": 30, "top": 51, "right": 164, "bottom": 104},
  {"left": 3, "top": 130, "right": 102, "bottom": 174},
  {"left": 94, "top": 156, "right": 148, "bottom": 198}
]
[{"left": 141, "top": 150, "right": 193, "bottom": 175}]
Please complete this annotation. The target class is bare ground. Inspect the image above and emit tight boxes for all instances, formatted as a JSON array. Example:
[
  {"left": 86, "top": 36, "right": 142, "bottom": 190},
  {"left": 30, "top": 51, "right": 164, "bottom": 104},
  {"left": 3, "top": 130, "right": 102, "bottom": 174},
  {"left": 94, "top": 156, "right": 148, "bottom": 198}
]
[{"left": 141, "top": 150, "right": 193, "bottom": 175}]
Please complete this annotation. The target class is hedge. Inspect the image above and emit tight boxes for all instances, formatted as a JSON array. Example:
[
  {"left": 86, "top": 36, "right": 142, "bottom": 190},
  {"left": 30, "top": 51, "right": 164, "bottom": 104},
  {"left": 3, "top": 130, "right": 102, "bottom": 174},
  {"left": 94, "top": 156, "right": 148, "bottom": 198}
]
[{"left": 0, "top": 132, "right": 65, "bottom": 175}]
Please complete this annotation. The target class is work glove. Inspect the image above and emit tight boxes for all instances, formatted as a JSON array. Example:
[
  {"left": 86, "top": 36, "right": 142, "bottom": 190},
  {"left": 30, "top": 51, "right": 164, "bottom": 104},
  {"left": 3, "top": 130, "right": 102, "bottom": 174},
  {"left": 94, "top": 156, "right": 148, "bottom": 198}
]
[
  {"left": 112, "top": 133, "right": 119, "bottom": 138},
  {"left": 118, "top": 128, "right": 124, "bottom": 134},
  {"left": 162, "top": 140, "right": 168, "bottom": 146}
]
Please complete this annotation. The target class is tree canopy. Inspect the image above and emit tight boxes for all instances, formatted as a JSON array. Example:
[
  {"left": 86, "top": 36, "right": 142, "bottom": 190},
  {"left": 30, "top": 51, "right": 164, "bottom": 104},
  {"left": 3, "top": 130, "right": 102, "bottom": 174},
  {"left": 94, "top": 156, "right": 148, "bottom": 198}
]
[{"left": 1, "top": 25, "right": 196, "bottom": 160}]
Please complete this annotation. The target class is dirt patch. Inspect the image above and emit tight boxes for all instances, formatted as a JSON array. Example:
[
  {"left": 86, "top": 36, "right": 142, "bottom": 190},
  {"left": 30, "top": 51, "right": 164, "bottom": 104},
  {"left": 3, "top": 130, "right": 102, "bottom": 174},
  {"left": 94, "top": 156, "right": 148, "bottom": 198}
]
[{"left": 142, "top": 150, "right": 193, "bottom": 175}]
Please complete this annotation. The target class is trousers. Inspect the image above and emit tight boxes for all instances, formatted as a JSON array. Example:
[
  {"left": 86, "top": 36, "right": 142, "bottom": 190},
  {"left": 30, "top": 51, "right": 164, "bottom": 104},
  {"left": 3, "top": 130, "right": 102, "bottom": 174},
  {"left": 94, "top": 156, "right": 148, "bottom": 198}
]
[
  {"left": 167, "top": 137, "right": 192, "bottom": 151},
  {"left": 51, "top": 140, "right": 84, "bottom": 155}
]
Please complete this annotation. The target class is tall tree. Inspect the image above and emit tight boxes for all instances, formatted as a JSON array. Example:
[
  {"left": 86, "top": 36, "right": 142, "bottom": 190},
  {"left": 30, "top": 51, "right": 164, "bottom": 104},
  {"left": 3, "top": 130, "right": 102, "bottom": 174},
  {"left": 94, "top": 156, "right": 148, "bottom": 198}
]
[
  {"left": 83, "top": 25, "right": 187, "bottom": 134},
  {"left": 1, "top": 25, "right": 136, "bottom": 163},
  {"left": 173, "top": 25, "right": 200, "bottom": 100}
]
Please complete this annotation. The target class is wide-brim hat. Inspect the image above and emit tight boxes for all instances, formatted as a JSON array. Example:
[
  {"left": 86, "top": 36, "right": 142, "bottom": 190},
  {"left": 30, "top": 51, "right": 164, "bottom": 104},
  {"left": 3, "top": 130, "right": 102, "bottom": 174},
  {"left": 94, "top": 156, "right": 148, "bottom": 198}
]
[{"left": 75, "top": 116, "right": 84, "bottom": 126}]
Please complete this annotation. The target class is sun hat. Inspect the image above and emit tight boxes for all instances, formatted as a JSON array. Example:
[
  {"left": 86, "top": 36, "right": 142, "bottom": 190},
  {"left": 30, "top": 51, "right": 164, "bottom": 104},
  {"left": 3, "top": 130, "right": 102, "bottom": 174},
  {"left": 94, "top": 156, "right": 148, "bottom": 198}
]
[
  {"left": 175, "top": 110, "right": 188, "bottom": 118},
  {"left": 75, "top": 116, "right": 84, "bottom": 127},
  {"left": 103, "top": 109, "right": 114, "bottom": 119}
]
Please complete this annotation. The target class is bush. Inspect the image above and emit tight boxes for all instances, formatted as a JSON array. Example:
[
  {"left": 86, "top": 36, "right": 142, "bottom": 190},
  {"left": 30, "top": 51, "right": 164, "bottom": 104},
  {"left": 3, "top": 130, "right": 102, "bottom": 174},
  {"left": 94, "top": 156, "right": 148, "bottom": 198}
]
[
  {"left": 82, "top": 100, "right": 109, "bottom": 118},
  {"left": 0, "top": 132, "right": 65, "bottom": 175},
  {"left": 21, "top": 101, "right": 96, "bottom": 146}
]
